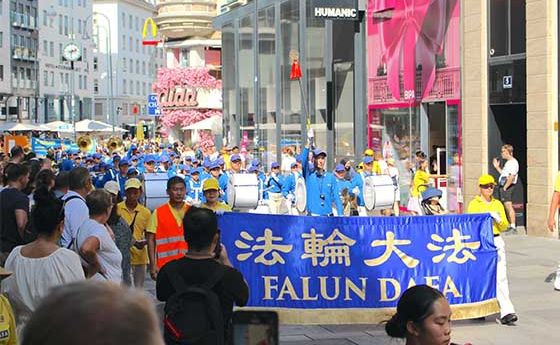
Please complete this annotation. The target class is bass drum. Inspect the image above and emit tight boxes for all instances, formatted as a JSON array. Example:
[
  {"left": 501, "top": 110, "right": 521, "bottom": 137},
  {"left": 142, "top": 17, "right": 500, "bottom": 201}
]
[
  {"left": 227, "top": 173, "right": 259, "bottom": 210},
  {"left": 364, "top": 175, "right": 396, "bottom": 211},
  {"left": 294, "top": 177, "right": 307, "bottom": 213},
  {"left": 143, "top": 173, "right": 169, "bottom": 212}
]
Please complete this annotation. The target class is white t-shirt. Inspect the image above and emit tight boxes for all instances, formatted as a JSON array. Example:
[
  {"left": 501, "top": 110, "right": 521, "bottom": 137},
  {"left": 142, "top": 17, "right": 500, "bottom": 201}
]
[
  {"left": 75, "top": 219, "right": 123, "bottom": 282},
  {"left": 500, "top": 158, "right": 519, "bottom": 184},
  {"left": 2, "top": 246, "right": 85, "bottom": 330}
]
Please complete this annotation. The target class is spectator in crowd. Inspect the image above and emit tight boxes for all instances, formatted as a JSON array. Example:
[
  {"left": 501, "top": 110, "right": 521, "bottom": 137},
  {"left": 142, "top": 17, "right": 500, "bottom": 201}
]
[
  {"left": 61, "top": 167, "right": 93, "bottom": 248},
  {"left": 0, "top": 266, "right": 18, "bottom": 345},
  {"left": 40, "top": 157, "right": 53, "bottom": 172},
  {"left": 8, "top": 146, "right": 24, "bottom": 164},
  {"left": 75, "top": 190, "right": 122, "bottom": 282},
  {"left": 53, "top": 171, "right": 70, "bottom": 200},
  {"left": 467, "top": 174, "right": 518, "bottom": 325},
  {"left": 546, "top": 171, "right": 560, "bottom": 291},
  {"left": 117, "top": 178, "right": 151, "bottom": 289},
  {"left": 1, "top": 188, "right": 84, "bottom": 332},
  {"left": 493, "top": 144, "right": 519, "bottom": 233},
  {"left": 407, "top": 159, "right": 446, "bottom": 215},
  {"left": 146, "top": 176, "right": 190, "bottom": 280},
  {"left": 385, "top": 285, "right": 461, "bottom": 345},
  {"left": 201, "top": 178, "right": 232, "bottom": 212},
  {"left": 0, "top": 164, "right": 30, "bottom": 264},
  {"left": 21, "top": 281, "right": 165, "bottom": 345},
  {"left": 157, "top": 207, "right": 248, "bottom": 343},
  {"left": 28, "top": 168, "right": 56, "bottom": 213},
  {"left": 104, "top": 181, "right": 132, "bottom": 286}
]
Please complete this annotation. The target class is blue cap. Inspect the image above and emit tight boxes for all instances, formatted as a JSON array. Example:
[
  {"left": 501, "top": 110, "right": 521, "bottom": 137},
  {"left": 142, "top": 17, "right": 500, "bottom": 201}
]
[
  {"left": 203, "top": 157, "right": 211, "bottom": 168},
  {"left": 251, "top": 159, "right": 260, "bottom": 167},
  {"left": 119, "top": 158, "right": 130, "bottom": 166},
  {"left": 169, "top": 152, "right": 177, "bottom": 158},
  {"left": 131, "top": 155, "right": 138, "bottom": 161},
  {"left": 296, "top": 155, "right": 303, "bottom": 163},
  {"left": 271, "top": 162, "right": 280, "bottom": 169},
  {"left": 185, "top": 156, "right": 193, "bottom": 161},
  {"left": 160, "top": 156, "right": 171, "bottom": 164},
  {"left": 247, "top": 165, "right": 258, "bottom": 173},
  {"left": 130, "top": 144, "right": 137, "bottom": 150},
  {"left": 61, "top": 159, "right": 74, "bottom": 172},
  {"left": 335, "top": 164, "right": 345, "bottom": 172},
  {"left": 113, "top": 155, "right": 121, "bottom": 162},
  {"left": 127, "top": 167, "right": 139, "bottom": 175},
  {"left": 85, "top": 156, "right": 94, "bottom": 162},
  {"left": 99, "top": 162, "right": 109, "bottom": 169},
  {"left": 209, "top": 160, "right": 221, "bottom": 170},
  {"left": 230, "top": 154, "right": 242, "bottom": 162},
  {"left": 192, "top": 158, "right": 199, "bottom": 165},
  {"left": 191, "top": 168, "right": 201, "bottom": 175},
  {"left": 145, "top": 156, "right": 156, "bottom": 164},
  {"left": 363, "top": 156, "right": 374, "bottom": 164},
  {"left": 217, "top": 158, "right": 225, "bottom": 165},
  {"left": 313, "top": 148, "right": 327, "bottom": 157},
  {"left": 93, "top": 153, "right": 102, "bottom": 159},
  {"left": 291, "top": 162, "right": 298, "bottom": 169}
]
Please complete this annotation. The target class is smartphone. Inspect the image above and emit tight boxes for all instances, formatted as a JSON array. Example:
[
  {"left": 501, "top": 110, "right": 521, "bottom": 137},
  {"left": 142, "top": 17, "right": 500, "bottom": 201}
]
[{"left": 232, "top": 311, "right": 278, "bottom": 345}]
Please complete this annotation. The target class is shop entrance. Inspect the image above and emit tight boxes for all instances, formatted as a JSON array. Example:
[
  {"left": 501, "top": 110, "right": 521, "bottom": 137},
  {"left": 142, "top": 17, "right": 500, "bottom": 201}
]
[
  {"left": 488, "top": 104, "right": 527, "bottom": 228},
  {"left": 420, "top": 101, "right": 463, "bottom": 212}
]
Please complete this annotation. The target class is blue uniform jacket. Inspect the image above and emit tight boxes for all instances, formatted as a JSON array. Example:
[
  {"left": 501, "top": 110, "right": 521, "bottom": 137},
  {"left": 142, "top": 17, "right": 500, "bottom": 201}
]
[
  {"left": 301, "top": 147, "right": 344, "bottom": 216},
  {"left": 187, "top": 178, "right": 204, "bottom": 204},
  {"left": 218, "top": 173, "right": 229, "bottom": 203},
  {"left": 281, "top": 172, "right": 299, "bottom": 198},
  {"left": 266, "top": 174, "right": 283, "bottom": 194}
]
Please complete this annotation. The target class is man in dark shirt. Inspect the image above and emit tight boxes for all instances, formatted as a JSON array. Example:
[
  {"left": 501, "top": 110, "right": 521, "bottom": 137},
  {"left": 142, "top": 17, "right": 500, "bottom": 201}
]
[
  {"left": 0, "top": 163, "right": 30, "bottom": 261},
  {"left": 156, "top": 207, "right": 248, "bottom": 343}
]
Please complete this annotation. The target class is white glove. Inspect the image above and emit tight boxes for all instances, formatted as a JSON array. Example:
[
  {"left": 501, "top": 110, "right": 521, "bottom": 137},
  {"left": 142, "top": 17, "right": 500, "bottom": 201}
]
[
  {"left": 307, "top": 128, "right": 315, "bottom": 140},
  {"left": 352, "top": 187, "right": 360, "bottom": 196},
  {"left": 489, "top": 212, "right": 502, "bottom": 224},
  {"left": 286, "top": 194, "right": 294, "bottom": 202},
  {"left": 215, "top": 209, "right": 226, "bottom": 216}
]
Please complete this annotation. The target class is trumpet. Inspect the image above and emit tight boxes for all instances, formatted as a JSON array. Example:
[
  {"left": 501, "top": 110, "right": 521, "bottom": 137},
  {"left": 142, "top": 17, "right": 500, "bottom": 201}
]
[
  {"left": 77, "top": 135, "right": 93, "bottom": 153},
  {"left": 107, "top": 136, "right": 123, "bottom": 154}
]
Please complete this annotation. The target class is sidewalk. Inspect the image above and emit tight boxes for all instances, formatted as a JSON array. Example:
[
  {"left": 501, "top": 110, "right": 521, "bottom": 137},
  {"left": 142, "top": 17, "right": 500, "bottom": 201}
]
[
  {"left": 146, "top": 235, "right": 560, "bottom": 344},
  {"left": 278, "top": 235, "right": 560, "bottom": 345}
]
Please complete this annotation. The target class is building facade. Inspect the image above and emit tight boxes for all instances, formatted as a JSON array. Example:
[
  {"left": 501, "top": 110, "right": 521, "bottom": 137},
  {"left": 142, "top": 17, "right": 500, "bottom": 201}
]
[
  {"left": 8, "top": 0, "right": 39, "bottom": 123},
  {"left": 37, "top": 0, "right": 94, "bottom": 123},
  {"left": 92, "top": 0, "right": 164, "bottom": 129},
  {"left": 0, "top": 0, "right": 12, "bottom": 108}
]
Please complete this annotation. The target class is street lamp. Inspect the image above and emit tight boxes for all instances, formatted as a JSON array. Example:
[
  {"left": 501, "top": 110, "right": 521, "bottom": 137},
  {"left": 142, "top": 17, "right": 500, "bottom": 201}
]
[{"left": 83, "top": 12, "right": 115, "bottom": 136}]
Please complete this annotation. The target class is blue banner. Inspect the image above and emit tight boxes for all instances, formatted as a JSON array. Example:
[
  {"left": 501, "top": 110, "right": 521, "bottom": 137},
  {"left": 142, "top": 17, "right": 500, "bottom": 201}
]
[
  {"left": 219, "top": 213, "right": 498, "bottom": 323},
  {"left": 31, "top": 138, "right": 82, "bottom": 157}
]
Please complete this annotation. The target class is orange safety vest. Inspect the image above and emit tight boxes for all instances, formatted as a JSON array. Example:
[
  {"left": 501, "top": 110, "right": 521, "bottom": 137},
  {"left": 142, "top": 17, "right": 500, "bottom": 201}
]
[{"left": 155, "top": 203, "right": 189, "bottom": 269}]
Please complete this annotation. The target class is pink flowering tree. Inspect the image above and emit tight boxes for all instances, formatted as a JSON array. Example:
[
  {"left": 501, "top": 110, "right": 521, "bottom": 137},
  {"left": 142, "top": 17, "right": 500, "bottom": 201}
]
[{"left": 153, "top": 68, "right": 222, "bottom": 148}]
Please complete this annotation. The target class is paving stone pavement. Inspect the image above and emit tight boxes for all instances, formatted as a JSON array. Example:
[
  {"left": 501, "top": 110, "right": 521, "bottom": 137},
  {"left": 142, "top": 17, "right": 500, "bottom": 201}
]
[{"left": 145, "top": 234, "right": 560, "bottom": 344}]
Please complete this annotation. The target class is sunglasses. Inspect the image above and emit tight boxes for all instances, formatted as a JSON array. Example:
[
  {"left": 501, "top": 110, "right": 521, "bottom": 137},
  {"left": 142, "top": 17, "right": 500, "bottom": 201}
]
[{"left": 479, "top": 184, "right": 495, "bottom": 189}]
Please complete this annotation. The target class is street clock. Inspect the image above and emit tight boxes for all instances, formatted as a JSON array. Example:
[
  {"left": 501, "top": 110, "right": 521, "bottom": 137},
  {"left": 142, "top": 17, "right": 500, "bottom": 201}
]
[{"left": 62, "top": 43, "right": 82, "bottom": 62}]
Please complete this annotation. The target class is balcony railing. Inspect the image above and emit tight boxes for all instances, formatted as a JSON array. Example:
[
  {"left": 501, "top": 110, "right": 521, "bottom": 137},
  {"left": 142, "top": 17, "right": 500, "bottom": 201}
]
[
  {"left": 11, "top": 12, "right": 37, "bottom": 30},
  {"left": 368, "top": 67, "right": 461, "bottom": 105},
  {"left": 156, "top": 0, "right": 217, "bottom": 38},
  {"left": 12, "top": 46, "right": 38, "bottom": 61}
]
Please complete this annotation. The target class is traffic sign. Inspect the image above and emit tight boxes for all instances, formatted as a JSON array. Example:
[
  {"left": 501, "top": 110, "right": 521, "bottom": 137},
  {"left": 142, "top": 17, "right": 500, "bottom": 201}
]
[
  {"left": 503, "top": 76, "right": 512, "bottom": 89},
  {"left": 147, "top": 94, "right": 160, "bottom": 116}
]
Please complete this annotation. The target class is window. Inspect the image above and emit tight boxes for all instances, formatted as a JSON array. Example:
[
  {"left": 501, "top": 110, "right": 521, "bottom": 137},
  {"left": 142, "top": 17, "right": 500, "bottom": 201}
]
[
  {"left": 135, "top": 39, "right": 139, "bottom": 53},
  {"left": 0, "top": 32, "right": 3, "bottom": 48},
  {"left": 43, "top": 10, "right": 47, "bottom": 26},
  {"left": 50, "top": 72, "right": 54, "bottom": 86},
  {"left": 0, "top": 65, "right": 3, "bottom": 81},
  {"left": 60, "top": 72, "right": 64, "bottom": 87},
  {"left": 490, "top": 0, "right": 526, "bottom": 57},
  {"left": 83, "top": 48, "right": 87, "bottom": 61},
  {"left": 142, "top": 61, "right": 146, "bottom": 75},
  {"left": 122, "top": 35, "right": 126, "bottom": 50},
  {"left": 123, "top": 79, "right": 127, "bottom": 94},
  {"left": 49, "top": 41, "right": 54, "bottom": 57},
  {"left": 42, "top": 39, "right": 47, "bottom": 55},
  {"left": 142, "top": 82, "right": 146, "bottom": 94},
  {"left": 64, "top": 15, "right": 68, "bottom": 36},
  {"left": 94, "top": 79, "right": 99, "bottom": 94},
  {"left": 129, "top": 58, "right": 133, "bottom": 72},
  {"left": 130, "top": 80, "right": 133, "bottom": 94},
  {"left": 78, "top": 75, "right": 82, "bottom": 89},
  {"left": 136, "top": 60, "right": 139, "bottom": 74},
  {"left": 136, "top": 81, "right": 140, "bottom": 95},
  {"left": 129, "top": 37, "right": 132, "bottom": 51},
  {"left": 84, "top": 75, "right": 87, "bottom": 89},
  {"left": 58, "top": 15, "right": 63, "bottom": 35},
  {"left": 93, "top": 57, "right": 98, "bottom": 71},
  {"left": 122, "top": 58, "right": 127, "bottom": 72},
  {"left": 122, "top": 12, "right": 125, "bottom": 28},
  {"left": 135, "top": 16, "right": 139, "bottom": 31},
  {"left": 78, "top": 19, "right": 82, "bottom": 34},
  {"left": 129, "top": 15, "right": 132, "bottom": 30}
]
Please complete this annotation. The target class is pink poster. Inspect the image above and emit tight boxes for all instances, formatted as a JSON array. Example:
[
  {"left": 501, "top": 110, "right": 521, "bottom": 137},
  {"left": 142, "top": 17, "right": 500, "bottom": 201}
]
[{"left": 367, "top": 0, "right": 461, "bottom": 104}]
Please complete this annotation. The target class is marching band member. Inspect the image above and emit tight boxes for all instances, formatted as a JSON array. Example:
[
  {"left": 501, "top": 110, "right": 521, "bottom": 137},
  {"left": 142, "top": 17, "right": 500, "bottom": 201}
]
[
  {"left": 186, "top": 168, "right": 204, "bottom": 206},
  {"left": 334, "top": 164, "right": 354, "bottom": 216},
  {"left": 266, "top": 162, "right": 284, "bottom": 214},
  {"left": 282, "top": 162, "right": 302, "bottom": 215},
  {"left": 353, "top": 156, "right": 376, "bottom": 216},
  {"left": 144, "top": 156, "right": 157, "bottom": 174},
  {"left": 301, "top": 144, "right": 343, "bottom": 217}
]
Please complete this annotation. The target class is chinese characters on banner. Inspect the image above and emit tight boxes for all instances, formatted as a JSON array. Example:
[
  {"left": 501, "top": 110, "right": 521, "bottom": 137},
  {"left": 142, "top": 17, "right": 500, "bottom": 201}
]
[{"left": 219, "top": 213, "right": 499, "bottom": 323}]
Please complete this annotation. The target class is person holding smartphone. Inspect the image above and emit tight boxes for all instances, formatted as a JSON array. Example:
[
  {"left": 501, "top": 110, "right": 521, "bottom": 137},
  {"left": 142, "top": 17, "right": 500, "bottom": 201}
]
[{"left": 156, "top": 207, "right": 248, "bottom": 344}]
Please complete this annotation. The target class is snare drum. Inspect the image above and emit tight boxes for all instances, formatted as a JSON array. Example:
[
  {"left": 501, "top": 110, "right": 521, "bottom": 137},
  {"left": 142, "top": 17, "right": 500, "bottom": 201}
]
[
  {"left": 363, "top": 175, "right": 396, "bottom": 211},
  {"left": 227, "top": 173, "right": 259, "bottom": 210},
  {"left": 143, "top": 173, "right": 169, "bottom": 211}
]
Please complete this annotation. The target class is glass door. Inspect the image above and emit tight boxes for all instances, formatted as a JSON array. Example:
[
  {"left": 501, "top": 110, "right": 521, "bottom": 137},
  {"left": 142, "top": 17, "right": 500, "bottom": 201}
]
[{"left": 446, "top": 102, "right": 462, "bottom": 213}]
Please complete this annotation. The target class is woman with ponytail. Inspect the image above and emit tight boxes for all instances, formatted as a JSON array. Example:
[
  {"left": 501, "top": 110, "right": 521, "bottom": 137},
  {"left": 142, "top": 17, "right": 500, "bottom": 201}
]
[
  {"left": 1, "top": 186, "right": 85, "bottom": 332},
  {"left": 385, "top": 285, "right": 468, "bottom": 345}
]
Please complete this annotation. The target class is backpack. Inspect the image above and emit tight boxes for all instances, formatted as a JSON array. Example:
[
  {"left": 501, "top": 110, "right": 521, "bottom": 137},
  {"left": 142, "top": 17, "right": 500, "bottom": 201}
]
[{"left": 163, "top": 262, "right": 225, "bottom": 345}]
